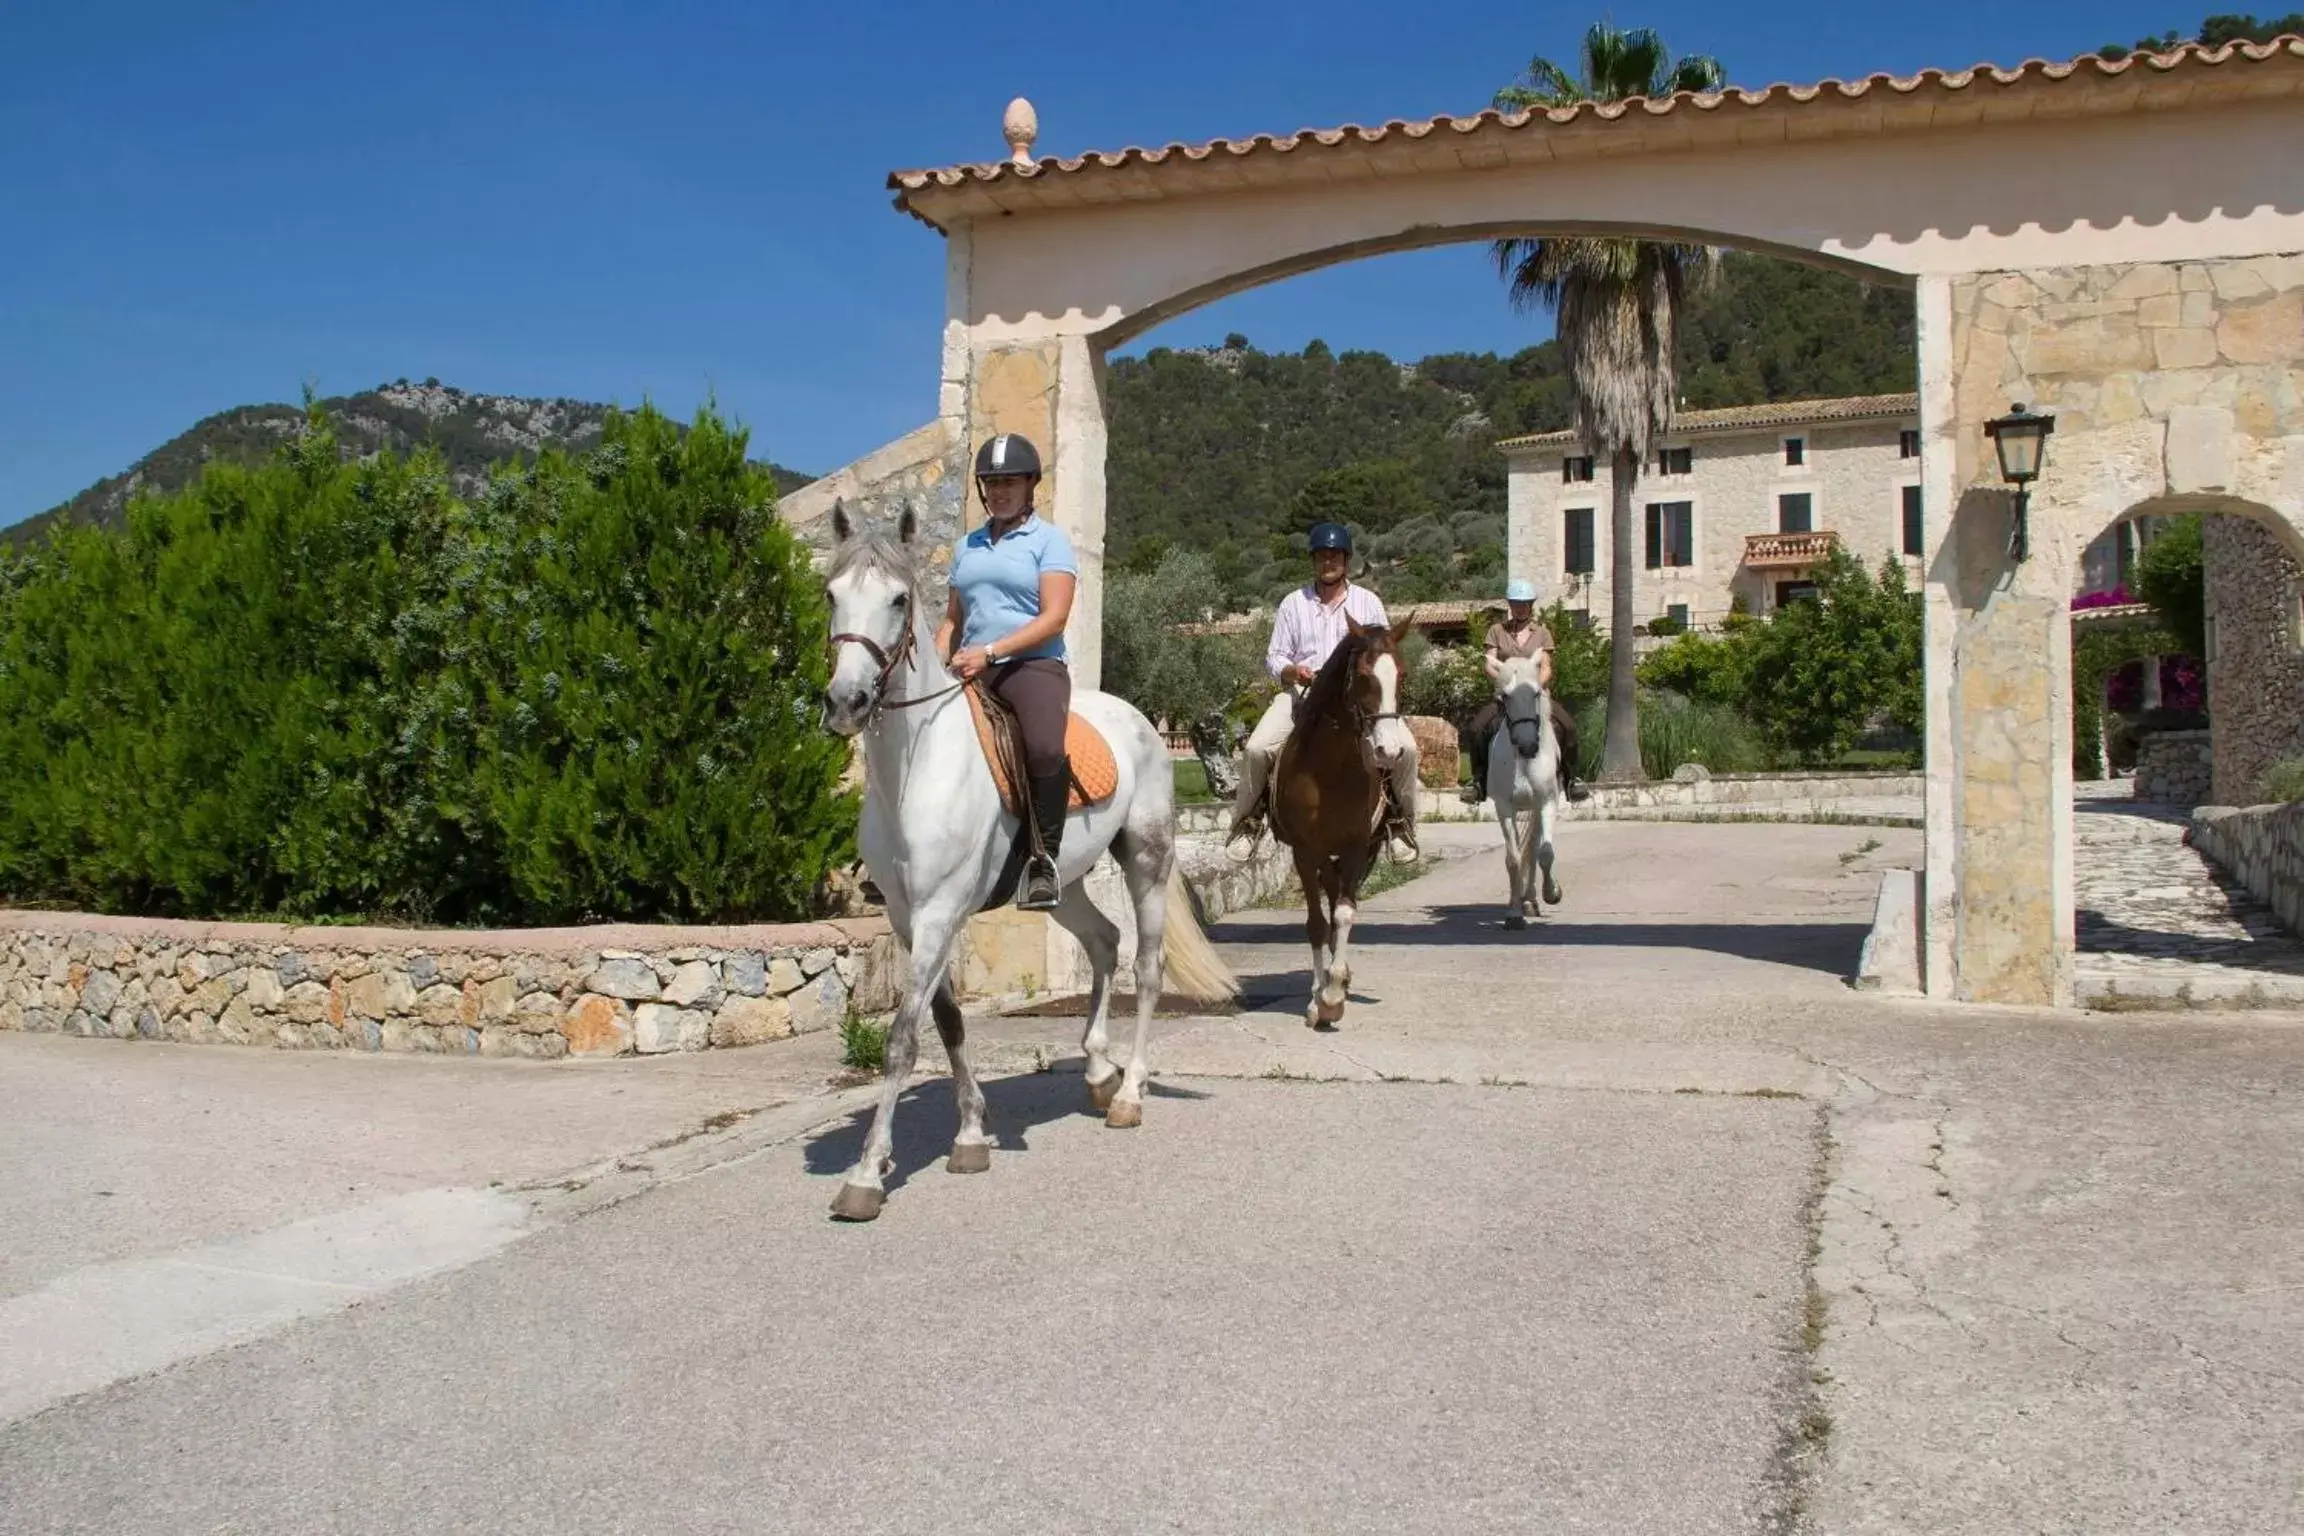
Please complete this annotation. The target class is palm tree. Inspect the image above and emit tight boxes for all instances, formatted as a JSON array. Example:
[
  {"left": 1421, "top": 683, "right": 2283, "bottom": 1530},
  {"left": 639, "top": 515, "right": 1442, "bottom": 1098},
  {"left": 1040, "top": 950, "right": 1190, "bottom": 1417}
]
[{"left": 1492, "top": 23, "right": 1724, "bottom": 782}]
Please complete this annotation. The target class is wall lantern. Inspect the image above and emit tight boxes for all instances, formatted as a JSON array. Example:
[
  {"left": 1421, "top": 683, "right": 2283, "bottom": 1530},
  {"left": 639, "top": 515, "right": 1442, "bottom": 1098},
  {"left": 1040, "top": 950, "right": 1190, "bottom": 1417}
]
[{"left": 1982, "top": 402, "right": 2055, "bottom": 562}]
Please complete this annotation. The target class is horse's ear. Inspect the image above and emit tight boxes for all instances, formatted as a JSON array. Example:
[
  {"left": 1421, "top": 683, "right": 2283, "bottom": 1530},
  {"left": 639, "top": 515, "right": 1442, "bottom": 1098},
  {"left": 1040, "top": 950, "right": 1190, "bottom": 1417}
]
[
  {"left": 831, "top": 499, "right": 852, "bottom": 543},
  {"left": 897, "top": 501, "right": 917, "bottom": 544},
  {"left": 1390, "top": 608, "right": 1420, "bottom": 646}
]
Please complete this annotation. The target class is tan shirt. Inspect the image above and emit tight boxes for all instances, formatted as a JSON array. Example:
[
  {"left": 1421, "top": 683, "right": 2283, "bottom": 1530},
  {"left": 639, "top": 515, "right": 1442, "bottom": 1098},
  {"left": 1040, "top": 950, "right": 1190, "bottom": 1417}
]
[{"left": 1484, "top": 620, "right": 1553, "bottom": 661}]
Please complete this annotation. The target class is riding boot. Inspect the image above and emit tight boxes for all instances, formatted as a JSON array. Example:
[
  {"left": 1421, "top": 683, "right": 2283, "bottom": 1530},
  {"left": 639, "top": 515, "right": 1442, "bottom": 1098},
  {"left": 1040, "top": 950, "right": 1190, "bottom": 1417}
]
[
  {"left": 1460, "top": 725, "right": 1491, "bottom": 804},
  {"left": 1555, "top": 710, "right": 1592, "bottom": 802},
  {"left": 1225, "top": 754, "right": 1271, "bottom": 859},
  {"left": 1383, "top": 773, "right": 1421, "bottom": 864},
  {"left": 1018, "top": 761, "right": 1069, "bottom": 911}
]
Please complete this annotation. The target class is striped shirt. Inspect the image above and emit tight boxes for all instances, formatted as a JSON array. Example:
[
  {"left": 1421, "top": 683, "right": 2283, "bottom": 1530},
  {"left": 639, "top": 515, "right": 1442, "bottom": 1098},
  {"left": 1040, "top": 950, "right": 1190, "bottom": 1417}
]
[{"left": 1266, "top": 583, "right": 1390, "bottom": 681}]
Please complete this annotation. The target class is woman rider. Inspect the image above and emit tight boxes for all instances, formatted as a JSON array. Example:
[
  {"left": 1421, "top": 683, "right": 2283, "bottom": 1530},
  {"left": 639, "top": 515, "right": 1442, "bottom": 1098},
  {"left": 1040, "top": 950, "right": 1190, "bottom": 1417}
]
[
  {"left": 938, "top": 432, "right": 1078, "bottom": 911},
  {"left": 1460, "top": 579, "right": 1590, "bottom": 806}
]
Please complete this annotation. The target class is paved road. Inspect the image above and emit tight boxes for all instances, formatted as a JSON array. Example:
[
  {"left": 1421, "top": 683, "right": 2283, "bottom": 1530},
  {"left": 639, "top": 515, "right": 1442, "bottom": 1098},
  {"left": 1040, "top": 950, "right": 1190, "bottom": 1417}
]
[
  {"left": 1, "top": 1079, "right": 1818, "bottom": 1535},
  {"left": 5, "top": 818, "right": 2302, "bottom": 1533}
]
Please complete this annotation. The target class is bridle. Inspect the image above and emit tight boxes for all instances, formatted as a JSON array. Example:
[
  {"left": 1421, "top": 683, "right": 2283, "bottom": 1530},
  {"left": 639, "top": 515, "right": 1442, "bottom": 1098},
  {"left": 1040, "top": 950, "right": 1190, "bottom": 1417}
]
[
  {"left": 1314, "top": 647, "right": 1403, "bottom": 741},
  {"left": 826, "top": 616, "right": 962, "bottom": 724}
]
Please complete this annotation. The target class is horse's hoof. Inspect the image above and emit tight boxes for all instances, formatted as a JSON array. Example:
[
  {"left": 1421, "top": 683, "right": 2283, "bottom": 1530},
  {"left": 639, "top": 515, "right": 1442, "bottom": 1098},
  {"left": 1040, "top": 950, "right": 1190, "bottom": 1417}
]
[
  {"left": 1087, "top": 1071, "right": 1123, "bottom": 1111},
  {"left": 1504, "top": 913, "right": 1527, "bottom": 931},
  {"left": 829, "top": 1183, "right": 886, "bottom": 1222},
  {"left": 1543, "top": 881, "right": 1565, "bottom": 905},
  {"left": 1105, "top": 1097, "right": 1144, "bottom": 1130},
  {"left": 946, "top": 1142, "right": 991, "bottom": 1175}
]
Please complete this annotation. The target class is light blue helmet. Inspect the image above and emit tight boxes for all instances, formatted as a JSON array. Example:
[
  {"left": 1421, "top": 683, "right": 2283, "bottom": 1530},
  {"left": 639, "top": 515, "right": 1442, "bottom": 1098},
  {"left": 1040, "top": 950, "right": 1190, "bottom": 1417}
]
[{"left": 1505, "top": 579, "right": 1538, "bottom": 603}]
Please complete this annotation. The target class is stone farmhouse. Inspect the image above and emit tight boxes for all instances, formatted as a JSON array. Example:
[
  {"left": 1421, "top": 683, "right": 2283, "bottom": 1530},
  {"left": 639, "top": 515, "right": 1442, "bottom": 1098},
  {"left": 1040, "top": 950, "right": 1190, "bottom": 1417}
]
[{"left": 1501, "top": 394, "right": 1926, "bottom": 629}]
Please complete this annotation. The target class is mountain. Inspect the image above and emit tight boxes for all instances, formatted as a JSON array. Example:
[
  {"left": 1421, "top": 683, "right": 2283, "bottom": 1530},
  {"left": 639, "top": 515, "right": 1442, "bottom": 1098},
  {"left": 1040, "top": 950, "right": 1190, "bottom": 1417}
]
[
  {"left": 1104, "top": 251, "right": 1917, "bottom": 609},
  {"left": 8, "top": 380, "right": 815, "bottom": 543}
]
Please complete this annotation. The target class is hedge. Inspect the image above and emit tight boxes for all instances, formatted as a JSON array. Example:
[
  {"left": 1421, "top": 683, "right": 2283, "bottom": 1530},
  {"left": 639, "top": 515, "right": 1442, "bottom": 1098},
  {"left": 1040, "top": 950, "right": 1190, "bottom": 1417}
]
[{"left": 0, "top": 401, "right": 853, "bottom": 925}]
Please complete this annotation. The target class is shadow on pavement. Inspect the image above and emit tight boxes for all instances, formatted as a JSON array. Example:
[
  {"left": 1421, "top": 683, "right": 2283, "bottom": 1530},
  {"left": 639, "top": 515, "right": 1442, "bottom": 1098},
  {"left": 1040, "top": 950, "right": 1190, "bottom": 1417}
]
[
  {"left": 801, "top": 1071, "right": 1214, "bottom": 1193},
  {"left": 1218, "top": 904, "right": 1869, "bottom": 977}
]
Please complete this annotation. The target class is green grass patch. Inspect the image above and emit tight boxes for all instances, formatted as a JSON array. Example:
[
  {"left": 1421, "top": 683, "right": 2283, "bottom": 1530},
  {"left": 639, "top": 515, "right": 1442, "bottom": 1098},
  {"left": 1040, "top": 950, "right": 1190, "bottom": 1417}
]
[
  {"left": 1173, "top": 758, "right": 1217, "bottom": 804},
  {"left": 839, "top": 1008, "right": 887, "bottom": 1072},
  {"left": 1823, "top": 748, "right": 1921, "bottom": 770}
]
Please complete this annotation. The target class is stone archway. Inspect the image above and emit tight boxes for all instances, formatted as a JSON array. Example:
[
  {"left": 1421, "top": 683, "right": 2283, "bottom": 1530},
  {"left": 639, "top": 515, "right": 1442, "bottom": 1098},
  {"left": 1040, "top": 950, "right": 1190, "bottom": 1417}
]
[
  {"left": 1932, "top": 263, "right": 2304, "bottom": 1005},
  {"left": 2071, "top": 494, "right": 2302, "bottom": 801},
  {"left": 852, "top": 40, "right": 2304, "bottom": 1007}
]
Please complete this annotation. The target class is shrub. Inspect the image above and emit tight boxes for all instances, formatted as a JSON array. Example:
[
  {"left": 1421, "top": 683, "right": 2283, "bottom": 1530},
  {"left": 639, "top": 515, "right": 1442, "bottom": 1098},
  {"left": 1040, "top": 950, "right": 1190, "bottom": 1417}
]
[
  {"left": 1738, "top": 549, "right": 1921, "bottom": 765},
  {"left": 2261, "top": 758, "right": 2304, "bottom": 803},
  {"left": 0, "top": 401, "right": 853, "bottom": 926},
  {"left": 1574, "top": 691, "right": 1768, "bottom": 780},
  {"left": 2072, "top": 618, "right": 2183, "bottom": 781},
  {"left": 476, "top": 406, "right": 855, "bottom": 925},
  {"left": 2134, "top": 514, "right": 2206, "bottom": 658},
  {"left": 1399, "top": 640, "right": 1491, "bottom": 728},
  {"left": 1541, "top": 601, "right": 1610, "bottom": 711},
  {"left": 1637, "top": 630, "right": 1751, "bottom": 710},
  {"left": 1103, "top": 550, "right": 1265, "bottom": 730}
]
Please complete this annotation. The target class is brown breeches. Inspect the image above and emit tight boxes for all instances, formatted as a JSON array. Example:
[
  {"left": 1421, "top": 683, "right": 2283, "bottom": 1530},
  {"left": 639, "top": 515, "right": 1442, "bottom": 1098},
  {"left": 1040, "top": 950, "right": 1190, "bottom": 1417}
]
[{"left": 987, "top": 658, "right": 1072, "bottom": 778}]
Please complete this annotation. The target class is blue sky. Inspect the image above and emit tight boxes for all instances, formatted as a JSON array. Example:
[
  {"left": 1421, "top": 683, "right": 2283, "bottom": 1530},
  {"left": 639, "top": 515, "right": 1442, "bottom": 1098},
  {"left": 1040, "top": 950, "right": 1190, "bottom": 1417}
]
[{"left": 0, "top": 1, "right": 2181, "bottom": 524}]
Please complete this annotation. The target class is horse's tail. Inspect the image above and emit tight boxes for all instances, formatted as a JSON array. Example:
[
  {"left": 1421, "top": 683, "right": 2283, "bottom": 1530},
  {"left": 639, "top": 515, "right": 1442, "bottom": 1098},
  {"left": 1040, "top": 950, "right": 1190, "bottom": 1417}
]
[{"left": 1159, "top": 866, "right": 1240, "bottom": 1004}]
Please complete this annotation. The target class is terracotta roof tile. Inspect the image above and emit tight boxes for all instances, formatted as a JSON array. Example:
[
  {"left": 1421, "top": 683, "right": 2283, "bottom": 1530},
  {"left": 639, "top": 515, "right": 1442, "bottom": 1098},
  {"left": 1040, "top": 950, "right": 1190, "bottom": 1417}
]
[
  {"left": 890, "top": 38, "right": 2303, "bottom": 226},
  {"left": 1496, "top": 393, "right": 1919, "bottom": 451}
]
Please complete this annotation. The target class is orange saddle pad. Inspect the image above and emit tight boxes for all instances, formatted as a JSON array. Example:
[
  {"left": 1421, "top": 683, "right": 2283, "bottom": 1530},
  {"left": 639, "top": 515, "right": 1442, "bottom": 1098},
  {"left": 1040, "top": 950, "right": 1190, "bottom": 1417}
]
[{"left": 965, "top": 686, "right": 1120, "bottom": 817}]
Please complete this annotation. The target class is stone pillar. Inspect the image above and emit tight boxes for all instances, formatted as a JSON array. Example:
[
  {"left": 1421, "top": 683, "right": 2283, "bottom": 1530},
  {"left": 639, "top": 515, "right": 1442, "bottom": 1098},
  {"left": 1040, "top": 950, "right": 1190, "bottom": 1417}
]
[
  {"left": 1917, "top": 275, "right": 1960, "bottom": 998},
  {"left": 946, "top": 235, "right": 1115, "bottom": 991},
  {"left": 949, "top": 331, "right": 1109, "bottom": 691},
  {"left": 1941, "top": 271, "right": 2079, "bottom": 1007}
]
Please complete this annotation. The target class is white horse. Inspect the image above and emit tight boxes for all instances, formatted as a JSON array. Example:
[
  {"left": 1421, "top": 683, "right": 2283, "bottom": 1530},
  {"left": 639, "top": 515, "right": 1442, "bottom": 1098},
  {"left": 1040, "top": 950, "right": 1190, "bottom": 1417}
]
[
  {"left": 820, "top": 503, "right": 1239, "bottom": 1222},
  {"left": 1486, "top": 653, "right": 1565, "bottom": 929}
]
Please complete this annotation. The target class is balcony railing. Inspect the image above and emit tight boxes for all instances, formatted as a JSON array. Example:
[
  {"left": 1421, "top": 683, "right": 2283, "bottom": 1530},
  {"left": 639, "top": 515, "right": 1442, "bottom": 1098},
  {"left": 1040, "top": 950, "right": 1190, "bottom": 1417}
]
[{"left": 1743, "top": 530, "right": 1841, "bottom": 570}]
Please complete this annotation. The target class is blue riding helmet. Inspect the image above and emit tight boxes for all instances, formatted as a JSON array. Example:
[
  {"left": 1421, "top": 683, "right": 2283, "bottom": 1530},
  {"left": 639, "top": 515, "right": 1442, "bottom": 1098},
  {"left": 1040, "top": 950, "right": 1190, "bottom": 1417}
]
[
  {"left": 1505, "top": 579, "right": 1538, "bottom": 603},
  {"left": 1308, "top": 522, "right": 1353, "bottom": 554}
]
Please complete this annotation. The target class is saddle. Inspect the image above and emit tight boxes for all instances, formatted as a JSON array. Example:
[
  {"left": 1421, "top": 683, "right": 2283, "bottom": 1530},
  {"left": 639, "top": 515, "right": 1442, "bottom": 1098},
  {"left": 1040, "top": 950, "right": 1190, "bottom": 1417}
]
[{"left": 964, "top": 683, "right": 1120, "bottom": 818}]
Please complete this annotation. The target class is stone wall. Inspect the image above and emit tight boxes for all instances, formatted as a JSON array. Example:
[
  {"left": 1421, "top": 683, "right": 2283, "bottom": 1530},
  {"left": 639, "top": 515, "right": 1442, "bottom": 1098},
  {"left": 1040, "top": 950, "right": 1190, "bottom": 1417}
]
[
  {"left": 1407, "top": 716, "right": 1460, "bottom": 788},
  {"left": 0, "top": 824, "right": 1320, "bottom": 1055},
  {"left": 1174, "top": 770, "right": 1923, "bottom": 835},
  {"left": 0, "top": 913, "right": 901, "bottom": 1058},
  {"left": 777, "top": 420, "right": 966, "bottom": 607},
  {"left": 2204, "top": 515, "right": 2304, "bottom": 803},
  {"left": 2134, "top": 730, "right": 2215, "bottom": 806},
  {"left": 2189, "top": 801, "right": 2304, "bottom": 938}
]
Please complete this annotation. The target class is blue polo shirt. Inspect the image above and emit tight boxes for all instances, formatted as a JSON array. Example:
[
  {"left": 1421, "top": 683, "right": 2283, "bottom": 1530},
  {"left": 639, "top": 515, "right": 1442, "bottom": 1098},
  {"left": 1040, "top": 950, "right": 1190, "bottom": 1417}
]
[{"left": 950, "top": 515, "right": 1078, "bottom": 662}]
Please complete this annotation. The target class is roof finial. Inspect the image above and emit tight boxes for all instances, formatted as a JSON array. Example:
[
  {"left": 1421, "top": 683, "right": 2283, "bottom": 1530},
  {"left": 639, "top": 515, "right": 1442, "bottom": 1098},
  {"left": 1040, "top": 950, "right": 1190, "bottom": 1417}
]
[{"left": 1003, "top": 97, "right": 1038, "bottom": 167}]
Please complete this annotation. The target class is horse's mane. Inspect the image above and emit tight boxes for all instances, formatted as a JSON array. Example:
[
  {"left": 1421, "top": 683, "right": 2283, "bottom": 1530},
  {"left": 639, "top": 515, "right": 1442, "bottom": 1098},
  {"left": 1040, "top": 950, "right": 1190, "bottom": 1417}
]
[
  {"left": 1298, "top": 624, "right": 1384, "bottom": 725},
  {"left": 825, "top": 523, "right": 918, "bottom": 598}
]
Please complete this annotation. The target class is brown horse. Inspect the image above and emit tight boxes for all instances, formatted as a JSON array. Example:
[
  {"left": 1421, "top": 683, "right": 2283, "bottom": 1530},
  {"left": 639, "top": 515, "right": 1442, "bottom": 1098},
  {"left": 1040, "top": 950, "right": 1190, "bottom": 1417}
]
[{"left": 1269, "top": 617, "right": 1417, "bottom": 1030}]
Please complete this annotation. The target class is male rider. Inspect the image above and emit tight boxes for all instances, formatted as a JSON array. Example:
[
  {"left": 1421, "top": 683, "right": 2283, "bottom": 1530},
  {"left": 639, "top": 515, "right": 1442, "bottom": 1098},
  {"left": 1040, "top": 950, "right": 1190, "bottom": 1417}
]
[{"left": 1223, "top": 522, "right": 1420, "bottom": 863}]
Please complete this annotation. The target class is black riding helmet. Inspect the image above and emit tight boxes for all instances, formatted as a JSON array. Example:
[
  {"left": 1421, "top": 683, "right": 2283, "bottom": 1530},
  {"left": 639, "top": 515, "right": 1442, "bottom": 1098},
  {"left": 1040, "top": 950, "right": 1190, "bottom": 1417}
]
[
  {"left": 974, "top": 432, "right": 1042, "bottom": 480},
  {"left": 1308, "top": 521, "right": 1353, "bottom": 554}
]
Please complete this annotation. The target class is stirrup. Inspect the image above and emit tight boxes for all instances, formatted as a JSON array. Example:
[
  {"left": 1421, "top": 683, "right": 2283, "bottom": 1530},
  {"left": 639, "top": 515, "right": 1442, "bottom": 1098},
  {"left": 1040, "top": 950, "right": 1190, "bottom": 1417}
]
[
  {"left": 1224, "top": 814, "right": 1264, "bottom": 862},
  {"left": 1017, "top": 855, "right": 1061, "bottom": 911}
]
